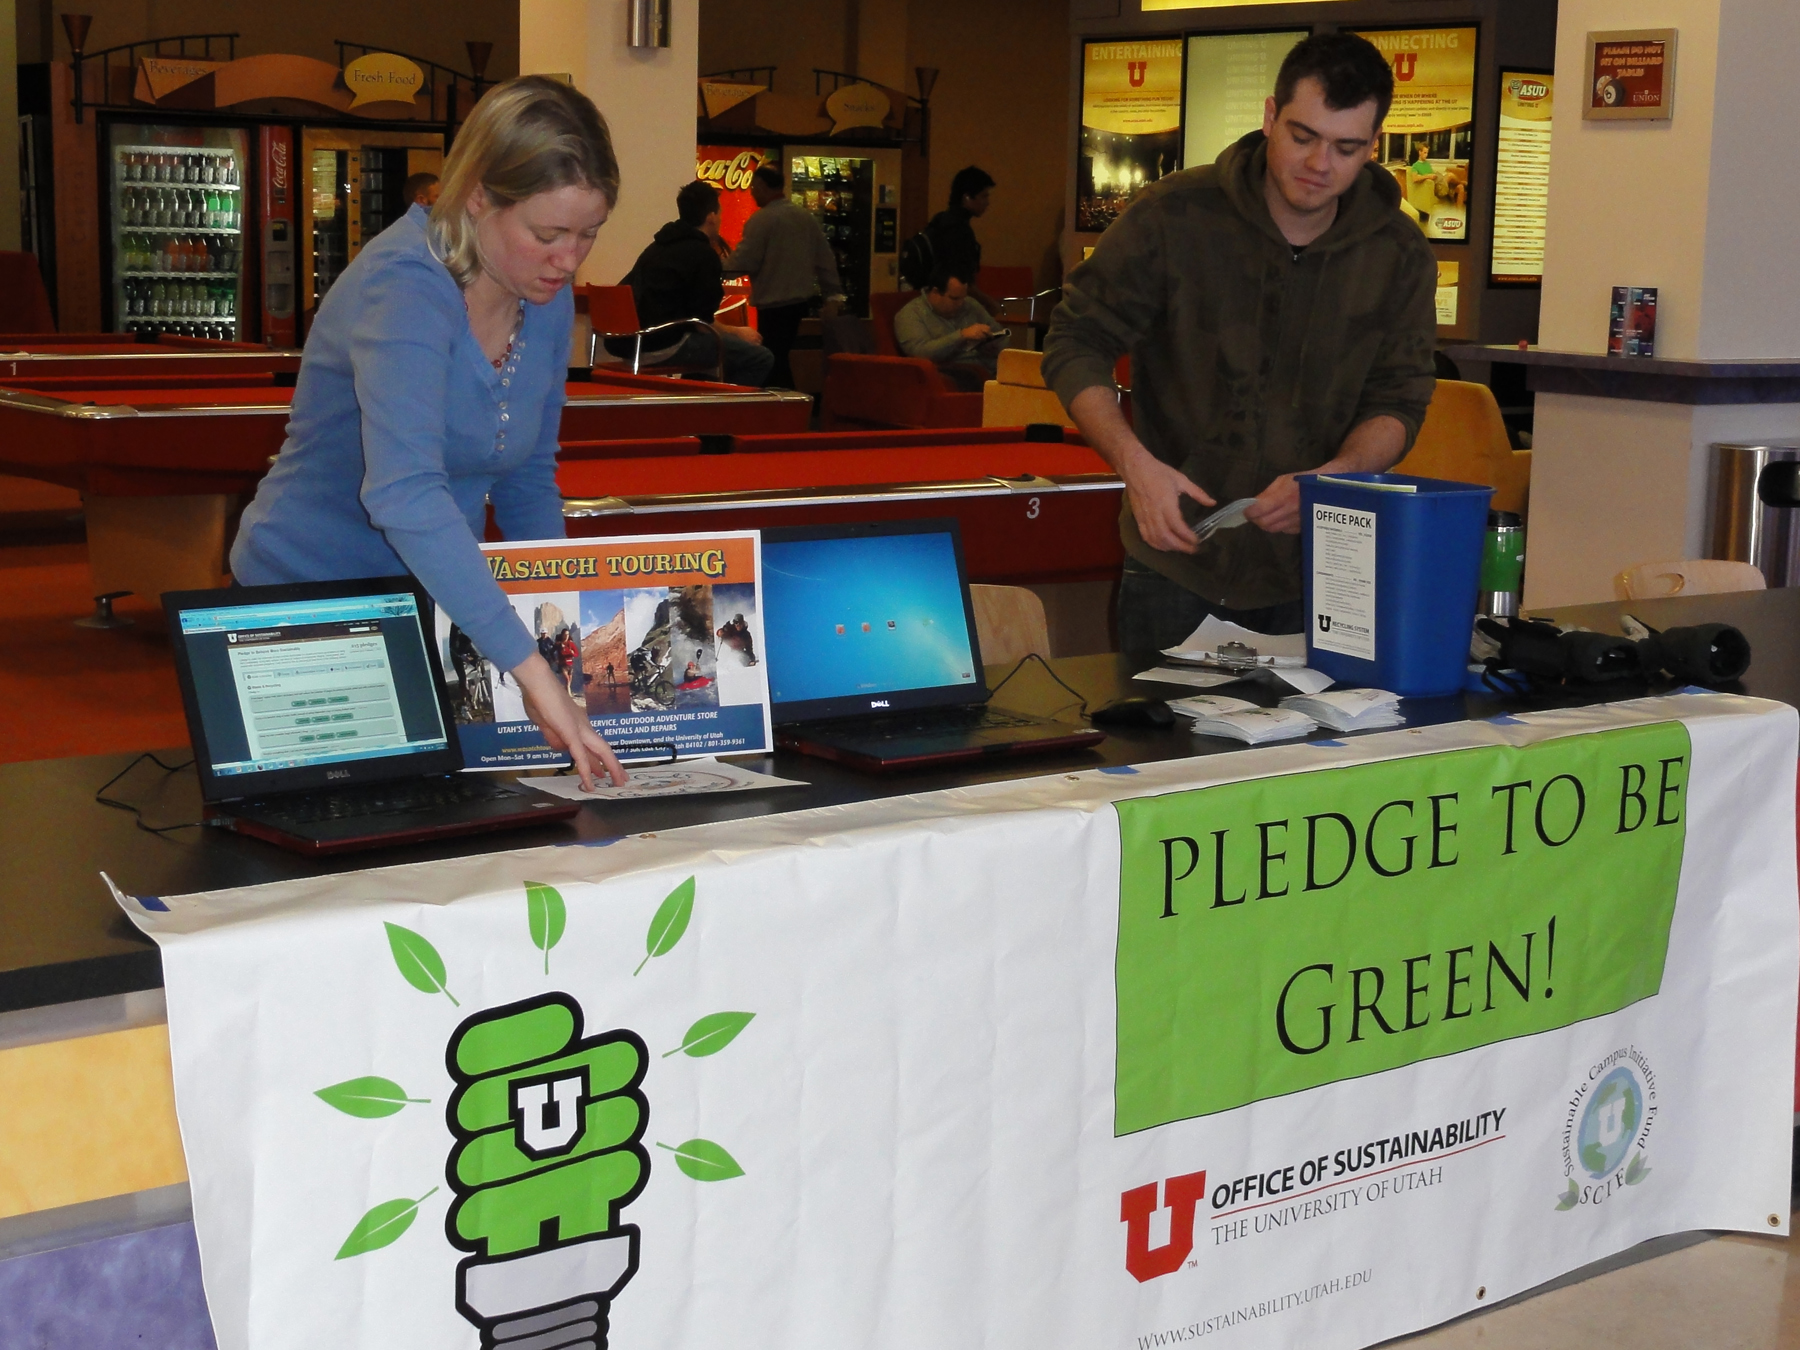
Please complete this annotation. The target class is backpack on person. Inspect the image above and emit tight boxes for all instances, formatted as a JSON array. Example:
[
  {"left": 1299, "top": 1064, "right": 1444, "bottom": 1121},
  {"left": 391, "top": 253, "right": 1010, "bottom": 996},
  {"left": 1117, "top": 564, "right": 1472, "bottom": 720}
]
[{"left": 897, "top": 228, "right": 936, "bottom": 291}]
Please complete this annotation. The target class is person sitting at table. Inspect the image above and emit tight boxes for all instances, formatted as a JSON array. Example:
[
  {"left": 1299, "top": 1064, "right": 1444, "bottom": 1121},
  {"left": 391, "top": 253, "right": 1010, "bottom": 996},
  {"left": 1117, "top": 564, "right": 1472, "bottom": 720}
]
[
  {"left": 894, "top": 265, "right": 1009, "bottom": 392},
  {"left": 228, "top": 76, "right": 627, "bottom": 790},
  {"left": 624, "top": 180, "right": 774, "bottom": 388}
]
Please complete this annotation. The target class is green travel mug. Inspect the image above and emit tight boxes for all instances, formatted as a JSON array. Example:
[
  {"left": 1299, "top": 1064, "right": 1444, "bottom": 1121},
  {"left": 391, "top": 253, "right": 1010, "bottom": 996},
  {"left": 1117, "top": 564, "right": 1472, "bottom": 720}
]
[{"left": 1481, "top": 510, "right": 1526, "bottom": 617}]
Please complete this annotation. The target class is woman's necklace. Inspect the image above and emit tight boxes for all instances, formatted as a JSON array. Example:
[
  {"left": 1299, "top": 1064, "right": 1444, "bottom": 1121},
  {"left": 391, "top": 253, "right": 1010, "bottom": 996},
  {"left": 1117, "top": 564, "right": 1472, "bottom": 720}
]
[{"left": 465, "top": 289, "right": 524, "bottom": 369}]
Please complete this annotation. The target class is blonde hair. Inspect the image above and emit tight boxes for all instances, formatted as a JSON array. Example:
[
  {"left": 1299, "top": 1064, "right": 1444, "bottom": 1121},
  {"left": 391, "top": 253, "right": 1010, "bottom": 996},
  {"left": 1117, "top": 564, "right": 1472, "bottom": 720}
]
[{"left": 430, "top": 76, "right": 620, "bottom": 289}]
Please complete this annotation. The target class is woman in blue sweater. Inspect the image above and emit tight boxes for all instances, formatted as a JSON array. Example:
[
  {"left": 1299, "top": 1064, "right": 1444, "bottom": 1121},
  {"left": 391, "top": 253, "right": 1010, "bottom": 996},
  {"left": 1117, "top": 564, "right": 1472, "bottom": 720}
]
[{"left": 232, "top": 77, "right": 626, "bottom": 788}]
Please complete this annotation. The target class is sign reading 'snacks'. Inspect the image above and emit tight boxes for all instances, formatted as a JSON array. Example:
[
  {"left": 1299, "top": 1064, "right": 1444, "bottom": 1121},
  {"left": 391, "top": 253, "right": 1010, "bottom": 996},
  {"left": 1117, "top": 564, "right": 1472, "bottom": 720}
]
[
  {"left": 1114, "top": 723, "right": 1688, "bottom": 1130},
  {"left": 119, "top": 696, "right": 1796, "bottom": 1350}
]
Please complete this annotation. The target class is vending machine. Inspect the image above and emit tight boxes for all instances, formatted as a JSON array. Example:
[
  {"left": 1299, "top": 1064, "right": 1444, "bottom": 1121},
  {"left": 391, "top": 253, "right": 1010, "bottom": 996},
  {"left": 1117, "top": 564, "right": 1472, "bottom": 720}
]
[
  {"left": 298, "top": 127, "right": 445, "bottom": 337},
  {"left": 105, "top": 121, "right": 251, "bottom": 341},
  {"left": 781, "top": 146, "right": 902, "bottom": 318}
]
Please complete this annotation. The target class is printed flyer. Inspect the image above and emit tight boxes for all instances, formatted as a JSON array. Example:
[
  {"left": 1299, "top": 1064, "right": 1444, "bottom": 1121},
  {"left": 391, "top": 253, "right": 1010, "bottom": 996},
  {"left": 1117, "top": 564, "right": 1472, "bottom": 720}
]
[{"left": 436, "top": 532, "right": 771, "bottom": 768}]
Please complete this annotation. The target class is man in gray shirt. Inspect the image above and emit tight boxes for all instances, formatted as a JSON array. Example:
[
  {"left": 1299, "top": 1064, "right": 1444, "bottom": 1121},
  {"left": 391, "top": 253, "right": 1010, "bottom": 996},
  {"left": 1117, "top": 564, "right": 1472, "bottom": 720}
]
[
  {"left": 724, "top": 166, "right": 845, "bottom": 389},
  {"left": 893, "top": 266, "right": 1009, "bottom": 391}
]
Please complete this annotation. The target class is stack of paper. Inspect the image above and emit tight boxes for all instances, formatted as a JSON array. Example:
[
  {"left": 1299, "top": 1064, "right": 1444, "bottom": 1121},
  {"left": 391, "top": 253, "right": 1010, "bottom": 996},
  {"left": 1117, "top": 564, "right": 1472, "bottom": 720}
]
[
  {"left": 1168, "top": 695, "right": 1319, "bottom": 744},
  {"left": 1278, "top": 688, "right": 1403, "bottom": 732}
]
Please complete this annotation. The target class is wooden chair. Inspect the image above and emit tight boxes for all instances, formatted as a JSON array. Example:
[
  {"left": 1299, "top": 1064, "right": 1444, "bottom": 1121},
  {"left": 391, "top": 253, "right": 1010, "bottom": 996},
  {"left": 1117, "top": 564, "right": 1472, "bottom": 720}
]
[
  {"left": 1614, "top": 559, "right": 1767, "bottom": 601},
  {"left": 970, "top": 584, "right": 1051, "bottom": 665},
  {"left": 1394, "top": 379, "right": 1531, "bottom": 515}
]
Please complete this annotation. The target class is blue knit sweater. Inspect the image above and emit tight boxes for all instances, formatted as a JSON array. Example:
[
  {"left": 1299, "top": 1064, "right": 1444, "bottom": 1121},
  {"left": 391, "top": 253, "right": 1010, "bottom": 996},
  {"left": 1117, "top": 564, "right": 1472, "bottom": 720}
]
[{"left": 230, "top": 204, "right": 570, "bottom": 671}]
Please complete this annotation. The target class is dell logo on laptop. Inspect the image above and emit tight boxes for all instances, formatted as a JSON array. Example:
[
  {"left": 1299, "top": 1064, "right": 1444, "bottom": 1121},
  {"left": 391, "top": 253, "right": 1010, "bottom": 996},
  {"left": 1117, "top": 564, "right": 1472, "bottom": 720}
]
[
  {"left": 870, "top": 699, "right": 890, "bottom": 708},
  {"left": 326, "top": 769, "right": 351, "bottom": 780}
]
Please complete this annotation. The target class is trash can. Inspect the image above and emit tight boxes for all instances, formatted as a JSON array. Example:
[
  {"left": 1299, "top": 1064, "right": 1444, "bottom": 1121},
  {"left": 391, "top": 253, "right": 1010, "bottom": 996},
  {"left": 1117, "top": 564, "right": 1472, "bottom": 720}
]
[
  {"left": 1299, "top": 473, "right": 1493, "bottom": 697},
  {"left": 1709, "top": 443, "right": 1800, "bottom": 588}
]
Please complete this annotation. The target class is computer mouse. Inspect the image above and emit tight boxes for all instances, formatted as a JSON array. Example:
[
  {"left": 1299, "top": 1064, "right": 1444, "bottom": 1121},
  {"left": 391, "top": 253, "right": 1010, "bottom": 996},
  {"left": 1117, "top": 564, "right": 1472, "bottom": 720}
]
[{"left": 1091, "top": 697, "right": 1177, "bottom": 729}]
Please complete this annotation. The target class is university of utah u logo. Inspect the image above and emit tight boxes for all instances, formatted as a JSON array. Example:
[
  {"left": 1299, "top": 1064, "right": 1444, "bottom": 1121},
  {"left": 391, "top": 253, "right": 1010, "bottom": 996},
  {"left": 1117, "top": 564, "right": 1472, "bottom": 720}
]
[
  {"left": 1394, "top": 52, "right": 1418, "bottom": 81},
  {"left": 1127, "top": 61, "right": 1147, "bottom": 87},
  {"left": 1120, "top": 1170, "right": 1207, "bottom": 1282}
]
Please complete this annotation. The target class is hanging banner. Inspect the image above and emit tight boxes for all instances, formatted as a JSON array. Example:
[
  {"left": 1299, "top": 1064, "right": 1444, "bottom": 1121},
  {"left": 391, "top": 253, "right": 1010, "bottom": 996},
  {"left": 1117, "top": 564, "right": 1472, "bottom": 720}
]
[
  {"left": 121, "top": 695, "right": 1797, "bottom": 1350},
  {"left": 1078, "top": 39, "right": 1184, "bottom": 233},
  {"left": 1493, "top": 72, "right": 1554, "bottom": 285},
  {"left": 1357, "top": 27, "right": 1477, "bottom": 242},
  {"left": 436, "top": 531, "right": 771, "bottom": 768}
]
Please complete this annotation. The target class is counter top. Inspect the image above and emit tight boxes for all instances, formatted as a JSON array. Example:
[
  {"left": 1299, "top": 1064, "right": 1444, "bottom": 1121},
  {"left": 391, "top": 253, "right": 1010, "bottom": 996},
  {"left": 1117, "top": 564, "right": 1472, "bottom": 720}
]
[{"left": 1446, "top": 345, "right": 1800, "bottom": 404}]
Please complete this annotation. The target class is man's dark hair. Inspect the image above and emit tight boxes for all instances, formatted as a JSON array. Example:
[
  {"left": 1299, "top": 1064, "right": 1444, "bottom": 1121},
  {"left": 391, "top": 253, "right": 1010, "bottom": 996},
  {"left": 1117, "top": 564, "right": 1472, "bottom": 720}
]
[
  {"left": 402, "top": 171, "right": 438, "bottom": 203},
  {"left": 924, "top": 263, "right": 970, "bottom": 295},
  {"left": 676, "top": 179, "right": 720, "bottom": 226},
  {"left": 949, "top": 166, "right": 995, "bottom": 211},
  {"left": 751, "top": 165, "right": 784, "bottom": 192},
  {"left": 1273, "top": 32, "right": 1395, "bottom": 128}
]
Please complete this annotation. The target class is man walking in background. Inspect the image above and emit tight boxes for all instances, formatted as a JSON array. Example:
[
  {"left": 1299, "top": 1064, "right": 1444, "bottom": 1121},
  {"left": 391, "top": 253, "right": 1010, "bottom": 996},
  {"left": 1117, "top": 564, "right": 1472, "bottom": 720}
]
[{"left": 725, "top": 166, "right": 845, "bottom": 389}]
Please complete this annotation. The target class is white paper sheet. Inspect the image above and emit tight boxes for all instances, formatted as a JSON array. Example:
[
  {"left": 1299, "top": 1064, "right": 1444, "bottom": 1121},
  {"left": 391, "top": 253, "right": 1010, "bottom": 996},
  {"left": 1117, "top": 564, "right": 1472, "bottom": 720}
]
[
  {"left": 1164, "top": 613, "right": 1309, "bottom": 663},
  {"left": 1135, "top": 663, "right": 1335, "bottom": 696},
  {"left": 518, "top": 757, "right": 807, "bottom": 801}
]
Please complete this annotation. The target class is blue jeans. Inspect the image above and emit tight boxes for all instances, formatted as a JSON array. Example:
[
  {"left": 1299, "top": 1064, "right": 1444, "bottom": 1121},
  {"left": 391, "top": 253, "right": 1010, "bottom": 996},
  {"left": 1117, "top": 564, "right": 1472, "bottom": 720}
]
[
  {"left": 1116, "top": 558, "right": 1304, "bottom": 653},
  {"left": 719, "top": 328, "right": 775, "bottom": 388}
]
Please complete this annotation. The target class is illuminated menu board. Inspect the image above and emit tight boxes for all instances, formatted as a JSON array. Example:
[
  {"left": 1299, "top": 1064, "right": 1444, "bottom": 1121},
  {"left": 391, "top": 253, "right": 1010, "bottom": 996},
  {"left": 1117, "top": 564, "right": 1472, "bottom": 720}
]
[
  {"left": 1182, "top": 30, "right": 1307, "bottom": 170},
  {"left": 1492, "top": 71, "right": 1554, "bottom": 285}
]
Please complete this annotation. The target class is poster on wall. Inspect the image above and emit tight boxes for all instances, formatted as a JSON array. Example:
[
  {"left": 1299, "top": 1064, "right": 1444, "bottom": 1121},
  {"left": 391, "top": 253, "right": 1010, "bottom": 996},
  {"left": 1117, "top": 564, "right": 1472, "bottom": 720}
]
[
  {"left": 1492, "top": 71, "right": 1553, "bottom": 286},
  {"left": 1182, "top": 30, "right": 1307, "bottom": 170},
  {"left": 1436, "top": 259, "right": 1460, "bottom": 327},
  {"left": 1078, "top": 39, "right": 1183, "bottom": 233},
  {"left": 1584, "top": 30, "right": 1678, "bottom": 121},
  {"left": 695, "top": 145, "right": 771, "bottom": 256},
  {"left": 1356, "top": 27, "right": 1477, "bottom": 243},
  {"left": 436, "top": 532, "right": 772, "bottom": 769}
]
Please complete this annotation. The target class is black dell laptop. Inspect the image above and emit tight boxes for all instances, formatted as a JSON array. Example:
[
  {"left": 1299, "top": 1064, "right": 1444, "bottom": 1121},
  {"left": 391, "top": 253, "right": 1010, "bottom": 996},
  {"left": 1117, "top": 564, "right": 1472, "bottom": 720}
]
[
  {"left": 164, "top": 576, "right": 578, "bottom": 854},
  {"left": 763, "top": 519, "right": 1105, "bottom": 771}
]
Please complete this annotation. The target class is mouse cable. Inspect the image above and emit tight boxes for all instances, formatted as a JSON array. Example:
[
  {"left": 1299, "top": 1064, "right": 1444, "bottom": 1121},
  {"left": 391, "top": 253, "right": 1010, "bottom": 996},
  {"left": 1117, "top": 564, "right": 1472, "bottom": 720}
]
[
  {"left": 94, "top": 751, "right": 204, "bottom": 835},
  {"left": 984, "top": 652, "right": 1090, "bottom": 718}
]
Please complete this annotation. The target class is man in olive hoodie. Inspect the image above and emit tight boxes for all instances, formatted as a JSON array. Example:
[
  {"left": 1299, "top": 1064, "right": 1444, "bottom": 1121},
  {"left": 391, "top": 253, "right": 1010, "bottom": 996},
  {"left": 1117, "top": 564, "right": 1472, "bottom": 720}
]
[{"left": 1043, "top": 33, "right": 1436, "bottom": 649}]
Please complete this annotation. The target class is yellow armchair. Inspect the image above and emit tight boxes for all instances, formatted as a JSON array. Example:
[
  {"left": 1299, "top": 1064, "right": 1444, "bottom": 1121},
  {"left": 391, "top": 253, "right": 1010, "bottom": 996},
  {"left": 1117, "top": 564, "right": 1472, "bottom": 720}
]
[{"left": 1393, "top": 379, "right": 1531, "bottom": 515}]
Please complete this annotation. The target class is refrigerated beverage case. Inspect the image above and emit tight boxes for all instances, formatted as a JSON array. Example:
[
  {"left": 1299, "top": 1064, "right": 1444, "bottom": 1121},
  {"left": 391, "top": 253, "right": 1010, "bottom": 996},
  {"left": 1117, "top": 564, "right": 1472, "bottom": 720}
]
[{"left": 106, "top": 127, "right": 249, "bottom": 340}]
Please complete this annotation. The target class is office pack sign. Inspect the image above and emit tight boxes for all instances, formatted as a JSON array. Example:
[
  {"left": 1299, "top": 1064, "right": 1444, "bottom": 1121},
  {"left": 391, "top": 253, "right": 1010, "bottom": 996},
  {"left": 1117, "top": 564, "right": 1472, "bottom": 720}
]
[
  {"left": 122, "top": 696, "right": 1796, "bottom": 1350},
  {"left": 438, "top": 532, "right": 772, "bottom": 768}
]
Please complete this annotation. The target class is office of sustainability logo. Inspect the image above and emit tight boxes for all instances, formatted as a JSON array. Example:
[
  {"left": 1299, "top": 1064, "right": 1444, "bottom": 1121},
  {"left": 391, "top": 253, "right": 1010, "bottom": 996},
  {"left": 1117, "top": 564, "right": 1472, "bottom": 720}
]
[{"left": 1556, "top": 1045, "right": 1657, "bottom": 1211}]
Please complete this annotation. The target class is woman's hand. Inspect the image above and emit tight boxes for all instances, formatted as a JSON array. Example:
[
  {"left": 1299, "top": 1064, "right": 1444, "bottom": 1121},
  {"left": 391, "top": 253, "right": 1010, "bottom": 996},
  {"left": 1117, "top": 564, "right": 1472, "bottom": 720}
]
[{"left": 510, "top": 654, "right": 627, "bottom": 790}]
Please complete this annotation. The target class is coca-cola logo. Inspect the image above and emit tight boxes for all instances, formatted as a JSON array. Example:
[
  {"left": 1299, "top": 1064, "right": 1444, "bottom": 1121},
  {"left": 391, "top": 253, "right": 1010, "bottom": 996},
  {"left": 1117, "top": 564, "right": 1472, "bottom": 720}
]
[
  {"left": 695, "top": 149, "right": 765, "bottom": 192},
  {"left": 271, "top": 141, "right": 289, "bottom": 190}
]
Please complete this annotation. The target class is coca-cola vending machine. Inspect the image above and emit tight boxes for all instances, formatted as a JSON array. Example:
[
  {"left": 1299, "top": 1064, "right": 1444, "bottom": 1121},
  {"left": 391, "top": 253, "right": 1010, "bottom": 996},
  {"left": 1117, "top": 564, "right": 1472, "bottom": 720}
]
[{"left": 259, "top": 126, "right": 297, "bottom": 348}]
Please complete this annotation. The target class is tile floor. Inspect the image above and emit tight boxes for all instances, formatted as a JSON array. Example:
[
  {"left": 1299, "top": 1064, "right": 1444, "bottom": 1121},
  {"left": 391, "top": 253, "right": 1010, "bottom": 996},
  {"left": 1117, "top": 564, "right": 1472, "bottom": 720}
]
[{"left": 1392, "top": 1208, "right": 1800, "bottom": 1348}]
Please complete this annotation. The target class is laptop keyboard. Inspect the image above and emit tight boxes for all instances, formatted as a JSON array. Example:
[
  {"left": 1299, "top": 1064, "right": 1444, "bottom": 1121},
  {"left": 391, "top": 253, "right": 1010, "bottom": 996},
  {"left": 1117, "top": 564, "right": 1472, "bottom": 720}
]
[
  {"left": 243, "top": 775, "right": 527, "bottom": 827},
  {"left": 816, "top": 705, "right": 1045, "bottom": 742}
]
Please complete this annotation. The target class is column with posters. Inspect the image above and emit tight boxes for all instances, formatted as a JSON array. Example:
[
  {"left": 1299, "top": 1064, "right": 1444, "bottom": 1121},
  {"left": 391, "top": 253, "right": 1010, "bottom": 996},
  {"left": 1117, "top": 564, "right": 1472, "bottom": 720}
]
[
  {"left": 1492, "top": 73, "right": 1554, "bottom": 285},
  {"left": 437, "top": 532, "right": 771, "bottom": 767},
  {"left": 1078, "top": 39, "right": 1183, "bottom": 234},
  {"left": 1357, "top": 27, "right": 1477, "bottom": 243},
  {"left": 121, "top": 694, "right": 1797, "bottom": 1350}
]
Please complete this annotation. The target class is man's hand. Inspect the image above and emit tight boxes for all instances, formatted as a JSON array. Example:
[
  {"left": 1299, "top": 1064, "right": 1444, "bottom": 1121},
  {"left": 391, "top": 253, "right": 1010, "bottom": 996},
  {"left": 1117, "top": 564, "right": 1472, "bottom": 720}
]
[
  {"left": 1243, "top": 473, "right": 1303, "bottom": 535},
  {"left": 1068, "top": 385, "right": 1215, "bottom": 553},
  {"left": 960, "top": 323, "right": 994, "bottom": 342},
  {"left": 716, "top": 321, "right": 763, "bottom": 345}
]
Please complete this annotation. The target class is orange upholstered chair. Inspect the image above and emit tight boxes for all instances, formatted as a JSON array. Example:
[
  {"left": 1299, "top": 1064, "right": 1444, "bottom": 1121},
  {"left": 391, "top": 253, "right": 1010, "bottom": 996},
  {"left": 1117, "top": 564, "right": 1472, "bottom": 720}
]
[
  {"left": 0, "top": 252, "right": 56, "bottom": 333},
  {"left": 820, "top": 288, "right": 985, "bottom": 430},
  {"left": 579, "top": 283, "right": 720, "bottom": 378},
  {"left": 1395, "top": 379, "right": 1531, "bottom": 515}
]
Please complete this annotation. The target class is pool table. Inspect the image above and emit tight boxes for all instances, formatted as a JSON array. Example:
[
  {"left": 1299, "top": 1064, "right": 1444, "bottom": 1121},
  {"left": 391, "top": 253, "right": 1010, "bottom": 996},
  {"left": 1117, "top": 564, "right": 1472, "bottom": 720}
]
[
  {"left": 0, "top": 365, "right": 811, "bottom": 612},
  {"left": 555, "top": 427, "right": 1126, "bottom": 588}
]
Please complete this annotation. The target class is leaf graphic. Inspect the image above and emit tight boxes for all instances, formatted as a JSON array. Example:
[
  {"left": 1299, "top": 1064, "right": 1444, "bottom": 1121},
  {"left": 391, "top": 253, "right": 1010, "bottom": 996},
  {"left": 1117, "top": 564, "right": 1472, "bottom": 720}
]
[
  {"left": 634, "top": 876, "right": 695, "bottom": 976},
  {"left": 384, "top": 922, "right": 459, "bottom": 1006},
  {"left": 657, "top": 1138, "right": 745, "bottom": 1182},
  {"left": 1624, "top": 1153, "right": 1650, "bottom": 1186},
  {"left": 1555, "top": 1180, "right": 1579, "bottom": 1212},
  {"left": 664, "top": 1011, "right": 755, "bottom": 1059},
  {"left": 526, "top": 881, "right": 567, "bottom": 974},
  {"left": 334, "top": 1188, "right": 438, "bottom": 1259},
  {"left": 314, "top": 1076, "right": 429, "bottom": 1118}
]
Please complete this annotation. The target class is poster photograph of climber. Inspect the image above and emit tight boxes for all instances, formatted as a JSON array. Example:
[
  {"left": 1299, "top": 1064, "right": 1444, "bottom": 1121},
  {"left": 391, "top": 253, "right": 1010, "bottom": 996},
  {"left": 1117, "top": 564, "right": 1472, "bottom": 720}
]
[{"left": 435, "top": 532, "right": 771, "bottom": 769}]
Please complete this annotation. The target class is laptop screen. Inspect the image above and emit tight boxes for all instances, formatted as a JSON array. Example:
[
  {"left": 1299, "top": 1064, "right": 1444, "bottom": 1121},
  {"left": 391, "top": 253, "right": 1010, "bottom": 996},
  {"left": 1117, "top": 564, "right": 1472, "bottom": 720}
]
[
  {"left": 170, "top": 582, "right": 458, "bottom": 797},
  {"left": 763, "top": 520, "right": 984, "bottom": 721}
]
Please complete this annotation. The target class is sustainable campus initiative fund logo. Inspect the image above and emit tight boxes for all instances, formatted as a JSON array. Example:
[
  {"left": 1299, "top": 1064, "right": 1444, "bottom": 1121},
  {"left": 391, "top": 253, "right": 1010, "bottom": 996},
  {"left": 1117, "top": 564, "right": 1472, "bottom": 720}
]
[{"left": 1556, "top": 1045, "right": 1656, "bottom": 1210}]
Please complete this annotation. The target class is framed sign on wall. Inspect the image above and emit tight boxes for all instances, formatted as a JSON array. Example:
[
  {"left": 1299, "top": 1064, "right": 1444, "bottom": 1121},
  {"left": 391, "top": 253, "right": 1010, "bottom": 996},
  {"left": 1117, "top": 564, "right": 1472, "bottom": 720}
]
[
  {"left": 1355, "top": 26, "right": 1479, "bottom": 243},
  {"left": 1077, "top": 38, "right": 1184, "bottom": 233},
  {"left": 1492, "top": 70, "right": 1553, "bottom": 286},
  {"left": 1584, "top": 29, "right": 1677, "bottom": 121}
]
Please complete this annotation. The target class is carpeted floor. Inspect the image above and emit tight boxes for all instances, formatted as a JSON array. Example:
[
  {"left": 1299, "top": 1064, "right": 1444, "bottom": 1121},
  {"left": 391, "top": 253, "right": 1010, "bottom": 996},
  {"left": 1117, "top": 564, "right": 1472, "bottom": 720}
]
[{"left": 0, "top": 487, "right": 190, "bottom": 763}]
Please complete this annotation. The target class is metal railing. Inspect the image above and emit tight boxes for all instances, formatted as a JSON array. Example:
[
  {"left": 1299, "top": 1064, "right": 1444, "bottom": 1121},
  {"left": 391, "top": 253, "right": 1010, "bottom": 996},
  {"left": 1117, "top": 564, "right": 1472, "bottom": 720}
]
[
  {"left": 700, "top": 66, "right": 775, "bottom": 89},
  {"left": 71, "top": 32, "right": 239, "bottom": 123}
]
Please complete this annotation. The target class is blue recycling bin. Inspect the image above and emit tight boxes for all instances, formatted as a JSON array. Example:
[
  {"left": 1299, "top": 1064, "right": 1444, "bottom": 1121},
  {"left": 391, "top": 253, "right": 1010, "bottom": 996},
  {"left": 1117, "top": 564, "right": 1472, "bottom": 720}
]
[{"left": 1298, "top": 472, "right": 1493, "bottom": 697}]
